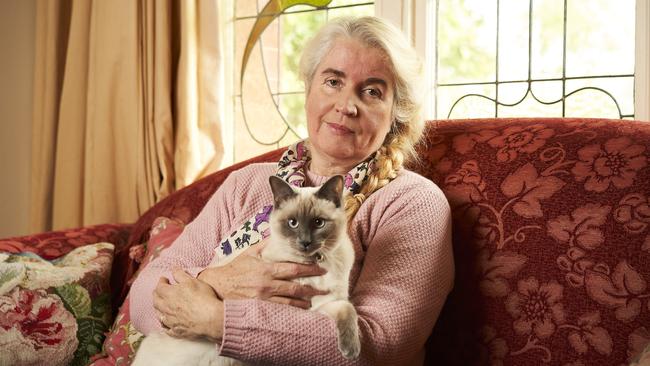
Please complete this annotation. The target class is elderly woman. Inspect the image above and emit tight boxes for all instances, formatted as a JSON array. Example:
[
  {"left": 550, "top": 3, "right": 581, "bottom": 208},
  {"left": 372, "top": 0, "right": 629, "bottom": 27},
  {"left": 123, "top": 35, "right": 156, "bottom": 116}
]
[{"left": 130, "top": 16, "right": 454, "bottom": 365}]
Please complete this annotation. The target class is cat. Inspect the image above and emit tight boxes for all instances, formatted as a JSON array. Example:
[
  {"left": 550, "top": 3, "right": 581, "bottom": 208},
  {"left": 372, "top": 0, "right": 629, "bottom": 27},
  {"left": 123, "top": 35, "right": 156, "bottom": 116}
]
[{"left": 132, "top": 175, "right": 360, "bottom": 366}]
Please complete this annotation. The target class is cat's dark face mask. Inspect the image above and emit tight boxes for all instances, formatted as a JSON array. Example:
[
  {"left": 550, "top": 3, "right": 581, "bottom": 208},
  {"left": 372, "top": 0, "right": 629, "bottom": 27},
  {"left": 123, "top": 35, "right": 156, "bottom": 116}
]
[{"left": 269, "top": 175, "right": 345, "bottom": 257}]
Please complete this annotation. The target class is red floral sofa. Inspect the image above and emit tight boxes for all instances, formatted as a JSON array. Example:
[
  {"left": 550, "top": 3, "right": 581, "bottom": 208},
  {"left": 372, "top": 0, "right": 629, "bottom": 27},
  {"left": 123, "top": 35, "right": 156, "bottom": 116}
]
[{"left": 2, "top": 118, "right": 649, "bottom": 365}]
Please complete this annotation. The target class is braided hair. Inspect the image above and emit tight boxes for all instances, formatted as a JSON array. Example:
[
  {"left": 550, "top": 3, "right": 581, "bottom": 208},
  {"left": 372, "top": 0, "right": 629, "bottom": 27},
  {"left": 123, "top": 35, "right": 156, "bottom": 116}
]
[{"left": 300, "top": 16, "right": 426, "bottom": 221}]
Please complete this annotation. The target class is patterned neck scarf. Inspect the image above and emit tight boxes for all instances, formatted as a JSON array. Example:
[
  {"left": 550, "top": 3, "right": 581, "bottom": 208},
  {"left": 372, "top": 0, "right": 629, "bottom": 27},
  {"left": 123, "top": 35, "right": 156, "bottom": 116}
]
[{"left": 216, "top": 140, "right": 374, "bottom": 258}]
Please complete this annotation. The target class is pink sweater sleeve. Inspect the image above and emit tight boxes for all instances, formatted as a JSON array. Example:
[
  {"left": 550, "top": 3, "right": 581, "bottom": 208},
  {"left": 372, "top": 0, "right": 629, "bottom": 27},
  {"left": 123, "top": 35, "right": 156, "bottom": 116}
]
[
  {"left": 129, "top": 170, "right": 241, "bottom": 334},
  {"left": 219, "top": 176, "right": 455, "bottom": 365}
]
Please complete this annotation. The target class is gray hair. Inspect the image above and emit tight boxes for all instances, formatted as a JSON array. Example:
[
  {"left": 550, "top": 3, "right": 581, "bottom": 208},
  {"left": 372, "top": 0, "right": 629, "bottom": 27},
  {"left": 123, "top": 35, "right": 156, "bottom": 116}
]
[
  {"left": 299, "top": 16, "right": 426, "bottom": 220},
  {"left": 299, "top": 16, "right": 425, "bottom": 161}
]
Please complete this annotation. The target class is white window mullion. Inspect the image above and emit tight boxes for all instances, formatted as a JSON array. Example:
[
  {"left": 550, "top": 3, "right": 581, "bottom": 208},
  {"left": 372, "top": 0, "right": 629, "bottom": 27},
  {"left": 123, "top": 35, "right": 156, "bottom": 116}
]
[
  {"left": 414, "top": 0, "right": 436, "bottom": 121},
  {"left": 635, "top": 0, "right": 649, "bottom": 121},
  {"left": 377, "top": 0, "right": 437, "bottom": 120},
  {"left": 220, "top": 1, "right": 235, "bottom": 168},
  {"left": 374, "top": 0, "right": 406, "bottom": 34}
]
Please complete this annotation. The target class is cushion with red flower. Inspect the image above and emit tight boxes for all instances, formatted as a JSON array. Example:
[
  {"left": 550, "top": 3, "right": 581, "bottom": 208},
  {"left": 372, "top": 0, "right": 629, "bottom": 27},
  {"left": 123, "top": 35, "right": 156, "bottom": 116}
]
[
  {"left": 0, "top": 242, "right": 114, "bottom": 366},
  {"left": 89, "top": 216, "right": 184, "bottom": 366}
]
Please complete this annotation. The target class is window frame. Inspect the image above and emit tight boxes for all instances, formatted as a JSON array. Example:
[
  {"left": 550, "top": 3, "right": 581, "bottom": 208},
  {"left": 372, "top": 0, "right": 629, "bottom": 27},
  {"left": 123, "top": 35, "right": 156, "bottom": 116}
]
[
  {"left": 376, "top": 0, "right": 650, "bottom": 121},
  {"left": 220, "top": 0, "right": 648, "bottom": 167}
]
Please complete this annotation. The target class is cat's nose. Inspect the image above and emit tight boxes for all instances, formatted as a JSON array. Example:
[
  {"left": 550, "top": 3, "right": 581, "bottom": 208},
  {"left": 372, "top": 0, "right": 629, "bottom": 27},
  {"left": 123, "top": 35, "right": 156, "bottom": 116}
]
[{"left": 299, "top": 240, "right": 312, "bottom": 250}]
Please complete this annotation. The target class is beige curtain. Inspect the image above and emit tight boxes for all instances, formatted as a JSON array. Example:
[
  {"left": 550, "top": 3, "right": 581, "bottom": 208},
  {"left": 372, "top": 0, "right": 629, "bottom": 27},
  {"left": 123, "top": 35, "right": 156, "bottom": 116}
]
[{"left": 30, "top": 0, "right": 223, "bottom": 233}]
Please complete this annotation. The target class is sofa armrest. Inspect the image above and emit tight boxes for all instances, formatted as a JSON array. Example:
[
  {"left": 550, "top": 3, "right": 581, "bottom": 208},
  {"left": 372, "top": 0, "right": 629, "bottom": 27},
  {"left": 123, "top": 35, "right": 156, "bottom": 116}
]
[{"left": 0, "top": 223, "right": 132, "bottom": 259}]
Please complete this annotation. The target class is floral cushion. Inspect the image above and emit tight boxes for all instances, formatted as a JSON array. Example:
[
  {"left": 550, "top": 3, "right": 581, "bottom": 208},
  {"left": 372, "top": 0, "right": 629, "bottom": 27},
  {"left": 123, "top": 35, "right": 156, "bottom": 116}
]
[
  {"left": 0, "top": 223, "right": 133, "bottom": 317},
  {"left": 90, "top": 216, "right": 185, "bottom": 366},
  {"left": 417, "top": 118, "right": 650, "bottom": 365},
  {"left": 0, "top": 243, "right": 114, "bottom": 366}
]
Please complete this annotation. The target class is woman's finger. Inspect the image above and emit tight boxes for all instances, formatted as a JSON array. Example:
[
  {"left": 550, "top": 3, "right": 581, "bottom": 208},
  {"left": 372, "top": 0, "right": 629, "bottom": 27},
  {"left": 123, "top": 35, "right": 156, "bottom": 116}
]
[
  {"left": 172, "top": 268, "right": 193, "bottom": 283},
  {"left": 269, "top": 280, "right": 328, "bottom": 298},
  {"left": 152, "top": 292, "right": 175, "bottom": 316},
  {"left": 165, "top": 328, "right": 180, "bottom": 338},
  {"left": 154, "top": 279, "right": 174, "bottom": 298},
  {"left": 247, "top": 239, "right": 269, "bottom": 257},
  {"left": 157, "top": 276, "right": 171, "bottom": 286},
  {"left": 160, "top": 314, "right": 175, "bottom": 329},
  {"left": 271, "top": 262, "right": 326, "bottom": 280},
  {"left": 267, "top": 296, "right": 312, "bottom": 309},
  {"left": 153, "top": 304, "right": 175, "bottom": 328},
  {"left": 166, "top": 326, "right": 194, "bottom": 339},
  {"left": 155, "top": 277, "right": 171, "bottom": 293}
]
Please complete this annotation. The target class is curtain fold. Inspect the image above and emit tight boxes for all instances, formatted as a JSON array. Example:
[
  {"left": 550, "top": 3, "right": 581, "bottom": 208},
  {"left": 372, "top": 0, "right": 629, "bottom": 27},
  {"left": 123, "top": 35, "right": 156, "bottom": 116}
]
[
  {"left": 176, "top": 0, "right": 224, "bottom": 189},
  {"left": 30, "top": 0, "right": 223, "bottom": 233},
  {"left": 30, "top": 0, "right": 71, "bottom": 232}
]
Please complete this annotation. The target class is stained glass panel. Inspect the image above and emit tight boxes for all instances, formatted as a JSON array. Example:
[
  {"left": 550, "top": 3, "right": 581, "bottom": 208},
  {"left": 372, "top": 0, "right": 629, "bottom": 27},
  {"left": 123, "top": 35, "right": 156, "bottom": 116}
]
[
  {"left": 436, "top": 0, "right": 636, "bottom": 120},
  {"left": 438, "top": 84, "right": 496, "bottom": 119},
  {"left": 437, "top": 0, "right": 496, "bottom": 84},
  {"left": 566, "top": 0, "right": 635, "bottom": 77},
  {"left": 565, "top": 77, "right": 635, "bottom": 118},
  {"left": 232, "top": 0, "right": 374, "bottom": 163},
  {"left": 530, "top": 0, "right": 564, "bottom": 79},
  {"left": 498, "top": 0, "right": 529, "bottom": 82},
  {"left": 497, "top": 82, "right": 563, "bottom": 117}
]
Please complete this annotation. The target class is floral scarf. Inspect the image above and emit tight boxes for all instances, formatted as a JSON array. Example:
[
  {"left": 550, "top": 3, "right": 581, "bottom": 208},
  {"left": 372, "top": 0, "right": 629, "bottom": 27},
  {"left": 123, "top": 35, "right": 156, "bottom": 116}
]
[{"left": 216, "top": 140, "right": 373, "bottom": 258}]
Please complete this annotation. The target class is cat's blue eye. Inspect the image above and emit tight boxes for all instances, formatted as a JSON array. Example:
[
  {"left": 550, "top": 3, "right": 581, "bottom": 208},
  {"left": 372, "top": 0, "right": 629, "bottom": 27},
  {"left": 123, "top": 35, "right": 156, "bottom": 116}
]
[
  {"left": 314, "top": 218, "right": 325, "bottom": 228},
  {"left": 287, "top": 218, "right": 299, "bottom": 228}
]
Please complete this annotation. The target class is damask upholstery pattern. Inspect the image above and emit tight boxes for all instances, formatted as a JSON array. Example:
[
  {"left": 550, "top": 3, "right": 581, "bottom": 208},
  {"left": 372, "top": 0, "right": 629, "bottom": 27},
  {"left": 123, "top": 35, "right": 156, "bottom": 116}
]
[{"left": 417, "top": 118, "right": 650, "bottom": 365}]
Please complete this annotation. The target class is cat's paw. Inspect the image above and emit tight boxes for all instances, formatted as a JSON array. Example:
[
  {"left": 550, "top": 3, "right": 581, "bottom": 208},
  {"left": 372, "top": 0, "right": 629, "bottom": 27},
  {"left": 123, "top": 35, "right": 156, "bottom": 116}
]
[{"left": 337, "top": 323, "right": 361, "bottom": 360}]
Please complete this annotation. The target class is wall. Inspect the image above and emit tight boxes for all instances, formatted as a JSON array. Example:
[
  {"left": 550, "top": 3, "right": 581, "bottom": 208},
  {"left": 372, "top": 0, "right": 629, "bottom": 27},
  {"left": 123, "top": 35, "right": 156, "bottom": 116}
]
[{"left": 0, "top": 0, "right": 36, "bottom": 237}]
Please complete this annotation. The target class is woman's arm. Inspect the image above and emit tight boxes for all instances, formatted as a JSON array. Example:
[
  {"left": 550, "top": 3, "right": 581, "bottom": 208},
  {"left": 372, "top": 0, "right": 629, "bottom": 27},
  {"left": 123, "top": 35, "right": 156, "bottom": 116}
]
[
  {"left": 129, "top": 170, "right": 241, "bottom": 334},
  {"left": 130, "top": 164, "right": 329, "bottom": 335},
  {"left": 217, "top": 179, "right": 455, "bottom": 365}
]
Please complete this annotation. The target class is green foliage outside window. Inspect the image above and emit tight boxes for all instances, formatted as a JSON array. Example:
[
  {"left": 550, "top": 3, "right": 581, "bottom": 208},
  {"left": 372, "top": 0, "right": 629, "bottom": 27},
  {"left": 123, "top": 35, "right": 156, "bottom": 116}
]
[{"left": 277, "top": 4, "right": 374, "bottom": 138}]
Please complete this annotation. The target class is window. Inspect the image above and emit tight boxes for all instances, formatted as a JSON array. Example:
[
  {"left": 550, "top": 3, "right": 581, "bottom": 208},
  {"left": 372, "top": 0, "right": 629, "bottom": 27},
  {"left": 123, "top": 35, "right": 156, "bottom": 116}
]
[
  {"left": 434, "top": 0, "right": 636, "bottom": 120},
  {"left": 221, "top": 0, "right": 649, "bottom": 166},
  {"left": 223, "top": 0, "right": 374, "bottom": 165},
  {"left": 383, "top": 0, "right": 649, "bottom": 122}
]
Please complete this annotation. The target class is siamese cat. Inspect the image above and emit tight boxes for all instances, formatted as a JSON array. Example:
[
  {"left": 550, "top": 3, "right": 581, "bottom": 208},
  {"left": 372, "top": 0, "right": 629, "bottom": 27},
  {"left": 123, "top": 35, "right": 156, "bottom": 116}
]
[{"left": 133, "top": 175, "right": 360, "bottom": 366}]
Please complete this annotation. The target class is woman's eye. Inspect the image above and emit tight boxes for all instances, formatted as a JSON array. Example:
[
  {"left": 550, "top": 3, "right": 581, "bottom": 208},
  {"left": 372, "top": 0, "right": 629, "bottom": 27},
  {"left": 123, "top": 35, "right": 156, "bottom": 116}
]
[
  {"left": 364, "top": 88, "right": 382, "bottom": 98},
  {"left": 314, "top": 218, "right": 325, "bottom": 228},
  {"left": 287, "top": 218, "right": 299, "bottom": 228},
  {"left": 325, "top": 78, "right": 341, "bottom": 88}
]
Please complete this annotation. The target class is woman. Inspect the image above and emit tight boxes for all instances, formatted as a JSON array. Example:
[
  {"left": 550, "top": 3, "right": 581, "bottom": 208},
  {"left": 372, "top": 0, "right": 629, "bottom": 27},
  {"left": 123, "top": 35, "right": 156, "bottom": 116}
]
[{"left": 130, "top": 16, "right": 454, "bottom": 365}]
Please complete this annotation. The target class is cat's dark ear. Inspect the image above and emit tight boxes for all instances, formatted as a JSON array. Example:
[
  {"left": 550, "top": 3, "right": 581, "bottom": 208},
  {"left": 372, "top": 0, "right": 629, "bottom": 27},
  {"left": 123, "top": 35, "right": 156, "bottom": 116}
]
[
  {"left": 269, "top": 176, "right": 296, "bottom": 208},
  {"left": 316, "top": 175, "right": 344, "bottom": 208}
]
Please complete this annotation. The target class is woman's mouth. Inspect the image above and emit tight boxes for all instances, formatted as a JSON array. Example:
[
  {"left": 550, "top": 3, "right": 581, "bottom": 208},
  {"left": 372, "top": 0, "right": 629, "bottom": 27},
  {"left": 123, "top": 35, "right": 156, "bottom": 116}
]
[{"left": 325, "top": 122, "right": 353, "bottom": 135}]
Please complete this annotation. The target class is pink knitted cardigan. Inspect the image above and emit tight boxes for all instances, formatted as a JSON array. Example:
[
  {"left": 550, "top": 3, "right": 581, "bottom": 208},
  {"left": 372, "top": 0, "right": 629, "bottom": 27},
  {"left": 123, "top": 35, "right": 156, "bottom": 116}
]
[{"left": 130, "top": 163, "right": 454, "bottom": 365}]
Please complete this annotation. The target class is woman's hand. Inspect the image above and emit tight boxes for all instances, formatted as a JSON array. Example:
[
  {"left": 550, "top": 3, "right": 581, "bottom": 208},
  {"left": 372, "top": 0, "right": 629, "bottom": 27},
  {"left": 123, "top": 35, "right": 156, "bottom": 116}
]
[
  {"left": 153, "top": 269, "right": 224, "bottom": 342},
  {"left": 198, "top": 239, "right": 328, "bottom": 309}
]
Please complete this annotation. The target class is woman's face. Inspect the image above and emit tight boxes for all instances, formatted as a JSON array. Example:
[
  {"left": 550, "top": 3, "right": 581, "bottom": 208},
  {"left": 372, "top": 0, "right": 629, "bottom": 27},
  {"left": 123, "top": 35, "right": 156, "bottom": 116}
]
[{"left": 305, "top": 38, "right": 395, "bottom": 168}]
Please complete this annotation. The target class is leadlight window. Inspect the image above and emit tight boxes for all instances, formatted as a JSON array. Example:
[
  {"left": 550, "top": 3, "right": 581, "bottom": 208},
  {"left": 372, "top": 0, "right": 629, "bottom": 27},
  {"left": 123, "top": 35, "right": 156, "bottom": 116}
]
[
  {"left": 226, "top": 0, "right": 641, "bottom": 165},
  {"left": 231, "top": 0, "right": 374, "bottom": 163},
  {"left": 435, "top": 0, "right": 636, "bottom": 120}
]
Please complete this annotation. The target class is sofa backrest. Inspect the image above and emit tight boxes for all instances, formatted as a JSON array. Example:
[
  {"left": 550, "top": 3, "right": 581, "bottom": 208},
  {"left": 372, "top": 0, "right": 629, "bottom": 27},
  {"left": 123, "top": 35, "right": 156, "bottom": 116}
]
[
  {"left": 117, "top": 149, "right": 284, "bottom": 300},
  {"left": 417, "top": 118, "right": 650, "bottom": 365},
  {"left": 127, "top": 117, "right": 650, "bottom": 365}
]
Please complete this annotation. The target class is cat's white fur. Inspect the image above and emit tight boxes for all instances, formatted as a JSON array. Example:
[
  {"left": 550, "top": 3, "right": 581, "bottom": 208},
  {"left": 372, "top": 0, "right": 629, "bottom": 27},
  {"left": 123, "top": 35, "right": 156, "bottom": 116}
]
[{"left": 132, "top": 176, "right": 359, "bottom": 366}]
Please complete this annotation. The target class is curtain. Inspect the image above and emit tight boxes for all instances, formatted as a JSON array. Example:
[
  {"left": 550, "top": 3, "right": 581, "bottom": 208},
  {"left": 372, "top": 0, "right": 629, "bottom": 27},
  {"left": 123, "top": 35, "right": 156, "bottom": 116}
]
[{"left": 30, "top": 0, "right": 224, "bottom": 232}]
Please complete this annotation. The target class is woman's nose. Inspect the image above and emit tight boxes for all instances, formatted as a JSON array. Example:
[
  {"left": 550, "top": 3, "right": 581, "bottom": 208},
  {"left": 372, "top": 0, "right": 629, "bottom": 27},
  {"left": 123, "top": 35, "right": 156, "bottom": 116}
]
[{"left": 335, "top": 98, "right": 358, "bottom": 117}]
